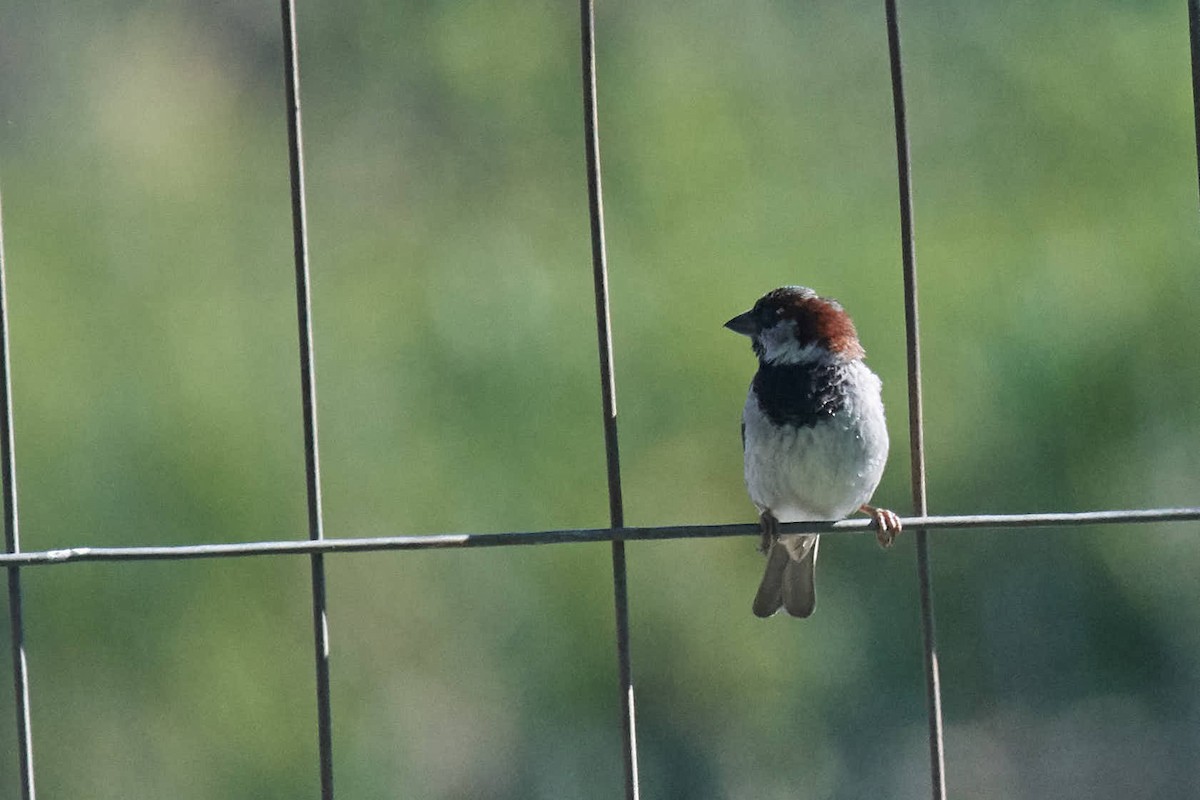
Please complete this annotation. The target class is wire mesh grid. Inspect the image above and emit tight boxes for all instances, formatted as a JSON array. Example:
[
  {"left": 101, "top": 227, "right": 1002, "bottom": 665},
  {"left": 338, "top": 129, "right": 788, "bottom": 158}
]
[{"left": 4, "top": 2, "right": 1200, "bottom": 799}]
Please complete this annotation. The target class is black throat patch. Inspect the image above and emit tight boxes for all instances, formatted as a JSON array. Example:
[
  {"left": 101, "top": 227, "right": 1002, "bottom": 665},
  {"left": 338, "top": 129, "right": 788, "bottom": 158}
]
[{"left": 752, "top": 361, "right": 849, "bottom": 428}]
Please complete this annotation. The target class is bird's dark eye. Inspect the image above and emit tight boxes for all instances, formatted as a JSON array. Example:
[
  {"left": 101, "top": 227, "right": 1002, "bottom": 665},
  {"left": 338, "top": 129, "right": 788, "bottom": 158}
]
[{"left": 756, "top": 304, "right": 781, "bottom": 326}]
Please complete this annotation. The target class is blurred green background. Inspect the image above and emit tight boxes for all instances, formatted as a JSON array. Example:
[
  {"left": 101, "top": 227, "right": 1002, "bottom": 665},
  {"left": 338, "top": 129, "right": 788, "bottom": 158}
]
[{"left": 1, "top": 0, "right": 1199, "bottom": 797}]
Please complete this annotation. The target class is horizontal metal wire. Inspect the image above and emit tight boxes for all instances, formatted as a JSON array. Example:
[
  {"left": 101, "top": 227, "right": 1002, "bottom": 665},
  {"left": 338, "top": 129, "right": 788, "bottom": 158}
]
[{"left": 0, "top": 507, "right": 1195, "bottom": 567}]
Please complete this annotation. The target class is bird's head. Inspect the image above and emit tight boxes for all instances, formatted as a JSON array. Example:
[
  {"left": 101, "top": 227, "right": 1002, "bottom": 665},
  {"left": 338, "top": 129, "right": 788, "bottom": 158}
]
[{"left": 724, "top": 286, "right": 865, "bottom": 365}]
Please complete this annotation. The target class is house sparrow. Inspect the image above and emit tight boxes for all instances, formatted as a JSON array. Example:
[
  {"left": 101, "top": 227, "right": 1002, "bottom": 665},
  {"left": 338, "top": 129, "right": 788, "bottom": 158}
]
[{"left": 726, "top": 286, "right": 900, "bottom": 618}]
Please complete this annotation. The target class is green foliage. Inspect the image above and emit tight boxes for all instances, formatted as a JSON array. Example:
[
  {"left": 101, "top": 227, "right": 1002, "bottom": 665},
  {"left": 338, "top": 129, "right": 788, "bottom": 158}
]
[{"left": 1, "top": 1, "right": 1198, "bottom": 797}]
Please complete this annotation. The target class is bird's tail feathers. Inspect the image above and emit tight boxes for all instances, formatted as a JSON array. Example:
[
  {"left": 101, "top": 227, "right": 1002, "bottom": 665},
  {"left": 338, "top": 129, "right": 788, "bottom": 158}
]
[{"left": 752, "top": 534, "right": 819, "bottom": 619}]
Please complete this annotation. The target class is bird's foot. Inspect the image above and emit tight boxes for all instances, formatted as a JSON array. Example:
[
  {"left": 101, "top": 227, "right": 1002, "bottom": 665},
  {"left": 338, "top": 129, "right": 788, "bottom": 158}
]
[
  {"left": 861, "top": 504, "right": 902, "bottom": 548},
  {"left": 757, "top": 510, "right": 780, "bottom": 554}
]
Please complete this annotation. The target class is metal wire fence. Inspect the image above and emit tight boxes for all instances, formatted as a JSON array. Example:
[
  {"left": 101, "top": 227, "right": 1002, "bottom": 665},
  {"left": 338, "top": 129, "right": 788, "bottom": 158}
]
[{"left": 4, "top": 2, "right": 1200, "bottom": 799}]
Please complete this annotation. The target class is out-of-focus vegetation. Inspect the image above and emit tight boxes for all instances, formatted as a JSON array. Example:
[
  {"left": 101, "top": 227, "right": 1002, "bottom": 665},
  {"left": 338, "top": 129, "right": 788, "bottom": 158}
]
[{"left": 1, "top": 1, "right": 1199, "bottom": 797}]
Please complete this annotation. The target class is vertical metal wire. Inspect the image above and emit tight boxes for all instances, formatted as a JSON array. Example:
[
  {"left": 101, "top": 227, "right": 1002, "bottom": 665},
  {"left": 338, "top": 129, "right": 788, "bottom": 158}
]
[
  {"left": 0, "top": 191, "right": 36, "bottom": 800},
  {"left": 883, "top": 2, "right": 947, "bottom": 798},
  {"left": 278, "top": 2, "right": 334, "bottom": 797},
  {"left": 578, "top": 2, "right": 640, "bottom": 798},
  {"left": 1188, "top": 0, "right": 1200, "bottom": 200}
]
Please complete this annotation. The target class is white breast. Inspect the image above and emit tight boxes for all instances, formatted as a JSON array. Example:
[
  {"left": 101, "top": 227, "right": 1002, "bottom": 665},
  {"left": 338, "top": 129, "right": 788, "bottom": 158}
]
[{"left": 741, "top": 360, "right": 888, "bottom": 522}]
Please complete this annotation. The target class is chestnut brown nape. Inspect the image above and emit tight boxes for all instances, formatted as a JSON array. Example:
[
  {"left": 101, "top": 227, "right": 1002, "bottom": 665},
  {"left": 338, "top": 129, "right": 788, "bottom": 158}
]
[{"left": 774, "top": 293, "right": 865, "bottom": 360}]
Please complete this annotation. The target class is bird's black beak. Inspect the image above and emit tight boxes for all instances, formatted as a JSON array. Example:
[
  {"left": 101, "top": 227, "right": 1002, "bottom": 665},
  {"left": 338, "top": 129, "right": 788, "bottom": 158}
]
[{"left": 724, "top": 309, "right": 758, "bottom": 337}]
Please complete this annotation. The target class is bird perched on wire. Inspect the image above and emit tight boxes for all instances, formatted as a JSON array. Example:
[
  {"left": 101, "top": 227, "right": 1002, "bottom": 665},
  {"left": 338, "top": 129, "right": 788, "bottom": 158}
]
[{"left": 725, "top": 286, "right": 901, "bottom": 618}]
